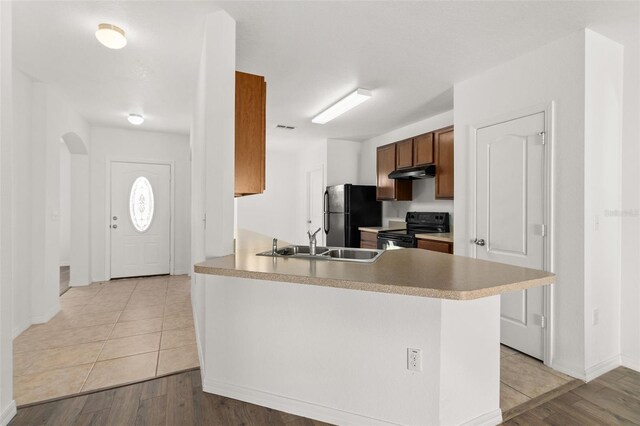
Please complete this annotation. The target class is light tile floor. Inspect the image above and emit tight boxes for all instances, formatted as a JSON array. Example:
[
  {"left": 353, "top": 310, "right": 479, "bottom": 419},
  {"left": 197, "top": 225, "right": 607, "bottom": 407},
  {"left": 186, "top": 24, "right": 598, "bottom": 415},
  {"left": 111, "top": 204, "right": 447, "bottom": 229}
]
[
  {"left": 13, "top": 275, "right": 199, "bottom": 406},
  {"left": 500, "top": 344, "right": 574, "bottom": 411}
]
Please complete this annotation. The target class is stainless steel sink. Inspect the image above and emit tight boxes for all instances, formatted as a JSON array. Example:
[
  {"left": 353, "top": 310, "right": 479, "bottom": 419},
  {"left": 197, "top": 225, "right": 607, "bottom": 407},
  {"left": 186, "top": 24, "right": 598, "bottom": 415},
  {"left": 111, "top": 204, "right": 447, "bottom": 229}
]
[
  {"left": 275, "top": 245, "right": 328, "bottom": 256},
  {"left": 257, "top": 245, "right": 383, "bottom": 263},
  {"left": 323, "top": 248, "right": 381, "bottom": 261}
]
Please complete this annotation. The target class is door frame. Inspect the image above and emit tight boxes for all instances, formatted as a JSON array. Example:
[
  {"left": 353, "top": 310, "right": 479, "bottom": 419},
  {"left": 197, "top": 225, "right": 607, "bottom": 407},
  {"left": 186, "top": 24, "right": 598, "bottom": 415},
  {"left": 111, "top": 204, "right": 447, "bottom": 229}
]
[
  {"left": 469, "top": 102, "right": 555, "bottom": 365},
  {"left": 306, "top": 167, "right": 325, "bottom": 246},
  {"left": 105, "top": 158, "right": 176, "bottom": 280}
]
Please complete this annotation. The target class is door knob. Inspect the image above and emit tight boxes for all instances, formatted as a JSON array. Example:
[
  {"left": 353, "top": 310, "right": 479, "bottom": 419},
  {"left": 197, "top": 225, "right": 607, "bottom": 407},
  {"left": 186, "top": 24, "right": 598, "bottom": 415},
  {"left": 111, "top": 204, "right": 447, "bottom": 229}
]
[
  {"left": 474, "top": 238, "right": 485, "bottom": 246},
  {"left": 112, "top": 224, "right": 118, "bottom": 229}
]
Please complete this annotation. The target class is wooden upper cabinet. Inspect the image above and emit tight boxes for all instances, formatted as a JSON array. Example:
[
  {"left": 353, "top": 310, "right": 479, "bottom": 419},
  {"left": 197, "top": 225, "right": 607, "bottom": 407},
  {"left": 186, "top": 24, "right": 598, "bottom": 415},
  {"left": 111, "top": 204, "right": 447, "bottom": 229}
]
[
  {"left": 435, "top": 127, "right": 454, "bottom": 199},
  {"left": 235, "top": 71, "right": 266, "bottom": 197},
  {"left": 413, "top": 132, "right": 434, "bottom": 166},
  {"left": 377, "top": 144, "right": 412, "bottom": 201},
  {"left": 395, "top": 139, "right": 414, "bottom": 170}
]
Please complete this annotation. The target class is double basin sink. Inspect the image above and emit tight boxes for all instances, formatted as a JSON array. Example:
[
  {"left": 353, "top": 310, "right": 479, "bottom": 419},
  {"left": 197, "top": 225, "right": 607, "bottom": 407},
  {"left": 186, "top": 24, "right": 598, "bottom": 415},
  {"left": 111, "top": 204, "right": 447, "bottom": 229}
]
[{"left": 257, "top": 245, "right": 384, "bottom": 263}]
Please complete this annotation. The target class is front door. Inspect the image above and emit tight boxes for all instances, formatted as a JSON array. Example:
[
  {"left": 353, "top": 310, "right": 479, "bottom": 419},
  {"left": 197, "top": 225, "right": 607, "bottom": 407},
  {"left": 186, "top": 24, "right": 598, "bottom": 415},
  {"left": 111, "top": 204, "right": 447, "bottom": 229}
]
[
  {"left": 111, "top": 162, "right": 171, "bottom": 278},
  {"left": 475, "top": 112, "right": 546, "bottom": 360}
]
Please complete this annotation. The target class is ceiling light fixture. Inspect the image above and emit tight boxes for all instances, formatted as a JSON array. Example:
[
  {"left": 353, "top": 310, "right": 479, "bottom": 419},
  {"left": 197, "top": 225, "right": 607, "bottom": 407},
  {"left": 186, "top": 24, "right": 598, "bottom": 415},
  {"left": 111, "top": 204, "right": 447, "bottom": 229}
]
[
  {"left": 312, "top": 88, "right": 372, "bottom": 124},
  {"left": 95, "top": 23, "right": 127, "bottom": 49},
  {"left": 127, "top": 113, "right": 144, "bottom": 125}
]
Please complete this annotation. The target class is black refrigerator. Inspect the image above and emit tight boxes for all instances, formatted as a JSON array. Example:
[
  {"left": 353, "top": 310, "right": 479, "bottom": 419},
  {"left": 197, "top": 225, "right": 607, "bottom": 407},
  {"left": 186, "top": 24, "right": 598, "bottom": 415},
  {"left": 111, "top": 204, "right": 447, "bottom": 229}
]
[{"left": 323, "top": 184, "right": 382, "bottom": 248}]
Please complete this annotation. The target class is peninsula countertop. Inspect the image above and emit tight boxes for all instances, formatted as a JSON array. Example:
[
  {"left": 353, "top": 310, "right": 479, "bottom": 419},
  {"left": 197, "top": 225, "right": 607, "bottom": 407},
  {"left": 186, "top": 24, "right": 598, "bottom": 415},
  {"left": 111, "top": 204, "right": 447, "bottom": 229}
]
[
  {"left": 358, "top": 226, "right": 405, "bottom": 233},
  {"left": 194, "top": 231, "right": 554, "bottom": 300},
  {"left": 415, "top": 232, "right": 454, "bottom": 243}
]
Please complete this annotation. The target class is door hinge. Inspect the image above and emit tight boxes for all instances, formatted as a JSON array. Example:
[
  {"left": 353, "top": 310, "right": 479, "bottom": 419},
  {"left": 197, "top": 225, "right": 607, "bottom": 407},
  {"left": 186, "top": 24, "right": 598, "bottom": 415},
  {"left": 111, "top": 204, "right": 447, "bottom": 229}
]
[
  {"left": 538, "top": 131, "right": 546, "bottom": 145},
  {"left": 541, "top": 224, "right": 546, "bottom": 237},
  {"left": 540, "top": 315, "right": 547, "bottom": 329},
  {"left": 203, "top": 213, "right": 207, "bottom": 230}
]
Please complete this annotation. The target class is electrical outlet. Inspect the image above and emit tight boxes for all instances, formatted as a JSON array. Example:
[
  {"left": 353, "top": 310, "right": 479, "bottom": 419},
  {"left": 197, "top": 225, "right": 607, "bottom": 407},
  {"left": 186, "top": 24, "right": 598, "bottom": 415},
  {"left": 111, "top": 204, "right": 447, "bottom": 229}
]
[
  {"left": 593, "top": 308, "right": 600, "bottom": 326},
  {"left": 407, "top": 348, "right": 422, "bottom": 372}
]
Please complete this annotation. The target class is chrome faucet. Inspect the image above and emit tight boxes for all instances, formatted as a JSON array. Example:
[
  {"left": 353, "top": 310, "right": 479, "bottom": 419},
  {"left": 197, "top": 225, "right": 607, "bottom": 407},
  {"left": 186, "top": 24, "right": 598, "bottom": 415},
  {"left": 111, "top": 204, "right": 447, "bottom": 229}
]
[
  {"left": 272, "top": 238, "right": 278, "bottom": 255},
  {"left": 307, "top": 228, "right": 321, "bottom": 256}
]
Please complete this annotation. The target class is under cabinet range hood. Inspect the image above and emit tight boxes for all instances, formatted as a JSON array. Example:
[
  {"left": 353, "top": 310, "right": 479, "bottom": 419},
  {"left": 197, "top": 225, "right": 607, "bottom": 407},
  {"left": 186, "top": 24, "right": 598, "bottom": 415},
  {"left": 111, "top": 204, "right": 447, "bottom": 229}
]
[{"left": 388, "top": 165, "right": 436, "bottom": 180}]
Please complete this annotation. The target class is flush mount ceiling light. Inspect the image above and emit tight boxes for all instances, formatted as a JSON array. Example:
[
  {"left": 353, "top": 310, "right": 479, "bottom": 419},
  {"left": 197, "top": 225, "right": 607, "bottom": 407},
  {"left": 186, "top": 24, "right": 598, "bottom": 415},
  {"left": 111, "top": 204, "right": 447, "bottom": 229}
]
[
  {"left": 312, "top": 88, "right": 372, "bottom": 124},
  {"left": 127, "top": 113, "right": 144, "bottom": 125},
  {"left": 95, "top": 23, "right": 127, "bottom": 49}
]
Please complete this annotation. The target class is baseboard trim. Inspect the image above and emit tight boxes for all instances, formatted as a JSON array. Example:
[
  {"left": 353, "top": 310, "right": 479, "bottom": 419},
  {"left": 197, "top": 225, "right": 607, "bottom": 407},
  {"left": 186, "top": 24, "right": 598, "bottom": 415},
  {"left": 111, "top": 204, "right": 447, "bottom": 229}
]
[
  {"left": 0, "top": 400, "right": 16, "bottom": 426},
  {"left": 202, "top": 379, "right": 400, "bottom": 426},
  {"left": 31, "top": 303, "right": 60, "bottom": 325},
  {"left": 13, "top": 320, "right": 30, "bottom": 338},
  {"left": 621, "top": 355, "right": 640, "bottom": 373},
  {"left": 548, "top": 361, "right": 586, "bottom": 381},
  {"left": 585, "top": 355, "right": 621, "bottom": 382},
  {"left": 458, "top": 408, "right": 503, "bottom": 426}
]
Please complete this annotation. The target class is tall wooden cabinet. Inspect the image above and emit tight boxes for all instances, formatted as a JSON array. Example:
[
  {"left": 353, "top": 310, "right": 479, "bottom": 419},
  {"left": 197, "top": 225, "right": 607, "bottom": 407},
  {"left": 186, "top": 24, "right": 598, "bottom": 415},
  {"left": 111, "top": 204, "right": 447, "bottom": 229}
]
[
  {"left": 377, "top": 144, "right": 412, "bottom": 201},
  {"left": 434, "top": 127, "right": 454, "bottom": 199},
  {"left": 235, "top": 71, "right": 266, "bottom": 197}
]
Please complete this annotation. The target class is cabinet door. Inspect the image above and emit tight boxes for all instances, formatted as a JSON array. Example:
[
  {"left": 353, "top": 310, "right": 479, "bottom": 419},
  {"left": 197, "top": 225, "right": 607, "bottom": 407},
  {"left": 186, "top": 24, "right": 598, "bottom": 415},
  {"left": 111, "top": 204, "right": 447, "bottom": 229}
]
[
  {"left": 435, "top": 127, "right": 454, "bottom": 199},
  {"left": 396, "top": 139, "right": 414, "bottom": 169},
  {"left": 417, "top": 239, "right": 452, "bottom": 254},
  {"left": 235, "top": 71, "right": 266, "bottom": 196},
  {"left": 376, "top": 144, "right": 396, "bottom": 200},
  {"left": 413, "top": 133, "right": 434, "bottom": 166},
  {"left": 360, "top": 231, "right": 377, "bottom": 249}
]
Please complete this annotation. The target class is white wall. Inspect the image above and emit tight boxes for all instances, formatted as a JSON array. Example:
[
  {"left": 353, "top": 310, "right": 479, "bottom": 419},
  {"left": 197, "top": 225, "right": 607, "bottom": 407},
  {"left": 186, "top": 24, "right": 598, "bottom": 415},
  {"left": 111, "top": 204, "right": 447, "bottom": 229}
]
[
  {"left": 190, "top": 10, "right": 236, "bottom": 373},
  {"left": 11, "top": 69, "right": 33, "bottom": 337},
  {"left": 584, "top": 30, "right": 623, "bottom": 374},
  {"left": 618, "top": 24, "right": 640, "bottom": 372},
  {"left": 0, "top": 2, "right": 16, "bottom": 423},
  {"left": 237, "top": 150, "right": 299, "bottom": 243},
  {"left": 28, "top": 83, "right": 89, "bottom": 325},
  {"left": 326, "top": 139, "right": 361, "bottom": 186},
  {"left": 89, "top": 127, "right": 191, "bottom": 281},
  {"left": 454, "top": 29, "right": 625, "bottom": 379},
  {"left": 358, "top": 110, "right": 454, "bottom": 225},
  {"left": 202, "top": 274, "right": 501, "bottom": 425},
  {"left": 59, "top": 144, "right": 71, "bottom": 266}
]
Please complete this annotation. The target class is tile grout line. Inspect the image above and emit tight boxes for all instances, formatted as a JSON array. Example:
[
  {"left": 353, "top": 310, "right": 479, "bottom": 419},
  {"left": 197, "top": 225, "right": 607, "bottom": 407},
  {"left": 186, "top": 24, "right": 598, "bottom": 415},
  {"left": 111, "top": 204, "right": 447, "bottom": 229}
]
[{"left": 79, "top": 280, "right": 139, "bottom": 392}]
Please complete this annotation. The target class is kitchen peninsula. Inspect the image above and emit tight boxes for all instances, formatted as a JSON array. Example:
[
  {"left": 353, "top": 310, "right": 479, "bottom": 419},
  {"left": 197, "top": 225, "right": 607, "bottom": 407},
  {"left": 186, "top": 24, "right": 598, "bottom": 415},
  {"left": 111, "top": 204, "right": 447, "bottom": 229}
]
[{"left": 194, "top": 231, "right": 554, "bottom": 426}]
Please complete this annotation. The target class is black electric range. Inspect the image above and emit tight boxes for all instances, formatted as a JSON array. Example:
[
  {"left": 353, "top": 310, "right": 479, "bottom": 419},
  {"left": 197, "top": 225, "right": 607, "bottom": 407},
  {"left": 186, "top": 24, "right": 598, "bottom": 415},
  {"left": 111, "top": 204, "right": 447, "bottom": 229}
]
[{"left": 377, "top": 212, "right": 450, "bottom": 250}]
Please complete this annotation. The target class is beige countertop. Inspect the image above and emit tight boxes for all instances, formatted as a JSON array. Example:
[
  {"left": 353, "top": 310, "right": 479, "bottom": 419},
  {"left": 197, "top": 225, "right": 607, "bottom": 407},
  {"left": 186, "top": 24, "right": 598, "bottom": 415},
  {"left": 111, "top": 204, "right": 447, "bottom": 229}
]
[
  {"left": 195, "top": 231, "right": 554, "bottom": 301},
  {"left": 358, "top": 226, "right": 405, "bottom": 233},
  {"left": 416, "top": 232, "right": 454, "bottom": 243}
]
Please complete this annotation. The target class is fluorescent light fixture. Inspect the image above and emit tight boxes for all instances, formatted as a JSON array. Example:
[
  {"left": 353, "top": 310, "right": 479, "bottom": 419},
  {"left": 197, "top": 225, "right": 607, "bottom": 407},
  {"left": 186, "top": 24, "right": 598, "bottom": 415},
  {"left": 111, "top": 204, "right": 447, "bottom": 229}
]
[
  {"left": 127, "top": 113, "right": 144, "bottom": 125},
  {"left": 312, "top": 88, "right": 372, "bottom": 124},
  {"left": 95, "top": 23, "right": 127, "bottom": 49}
]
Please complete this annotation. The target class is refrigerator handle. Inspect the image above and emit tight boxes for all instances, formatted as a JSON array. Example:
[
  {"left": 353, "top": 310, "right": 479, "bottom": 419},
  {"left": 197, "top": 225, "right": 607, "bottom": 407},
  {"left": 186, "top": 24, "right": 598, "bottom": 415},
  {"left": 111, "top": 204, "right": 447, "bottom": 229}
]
[
  {"left": 323, "top": 189, "right": 329, "bottom": 213},
  {"left": 323, "top": 190, "right": 329, "bottom": 234}
]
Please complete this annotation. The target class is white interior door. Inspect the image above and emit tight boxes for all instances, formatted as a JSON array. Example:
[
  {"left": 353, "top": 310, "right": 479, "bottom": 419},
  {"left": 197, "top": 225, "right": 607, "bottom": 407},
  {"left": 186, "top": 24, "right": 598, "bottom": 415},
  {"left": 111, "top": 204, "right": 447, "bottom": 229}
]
[
  {"left": 307, "top": 168, "right": 324, "bottom": 245},
  {"left": 475, "top": 112, "right": 546, "bottom": 360},
  {"left": 111, "top": 162, "right": 171, "bottom": 279}
]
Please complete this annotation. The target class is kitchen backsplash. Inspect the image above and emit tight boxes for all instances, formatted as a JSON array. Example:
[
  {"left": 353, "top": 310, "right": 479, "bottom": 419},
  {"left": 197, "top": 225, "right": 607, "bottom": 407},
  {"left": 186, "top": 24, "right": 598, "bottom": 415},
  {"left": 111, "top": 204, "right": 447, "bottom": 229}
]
[{"left": 382, "top": 178, "right": 454, "bottom": 227}]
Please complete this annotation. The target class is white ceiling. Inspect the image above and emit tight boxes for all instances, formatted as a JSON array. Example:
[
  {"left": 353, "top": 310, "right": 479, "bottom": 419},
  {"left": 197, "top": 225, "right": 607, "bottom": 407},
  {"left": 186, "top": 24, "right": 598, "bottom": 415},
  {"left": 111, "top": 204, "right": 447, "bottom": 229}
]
[{"left": 13, "top": 1, "right": 639, "bottom": 150}]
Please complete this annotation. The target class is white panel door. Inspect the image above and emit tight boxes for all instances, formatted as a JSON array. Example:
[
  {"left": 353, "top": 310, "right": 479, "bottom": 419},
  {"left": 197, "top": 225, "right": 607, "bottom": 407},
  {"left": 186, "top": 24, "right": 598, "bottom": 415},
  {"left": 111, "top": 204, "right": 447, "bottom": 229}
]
[
  {"left": 308, "top": 168, "right": 324, "bottom": 245},
  {"left": 476, "top": 112, "right": 546, "bottom": 360},
  {"left": 111, "top": 162, "right": 171, "bottom": 278}
]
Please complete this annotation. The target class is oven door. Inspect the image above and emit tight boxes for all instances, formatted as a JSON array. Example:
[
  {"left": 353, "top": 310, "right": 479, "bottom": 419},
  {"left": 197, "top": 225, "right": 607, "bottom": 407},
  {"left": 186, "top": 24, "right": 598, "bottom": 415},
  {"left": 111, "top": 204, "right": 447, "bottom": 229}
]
[{"left": 377, "top": 234, "right": 415, "bottom": 250}]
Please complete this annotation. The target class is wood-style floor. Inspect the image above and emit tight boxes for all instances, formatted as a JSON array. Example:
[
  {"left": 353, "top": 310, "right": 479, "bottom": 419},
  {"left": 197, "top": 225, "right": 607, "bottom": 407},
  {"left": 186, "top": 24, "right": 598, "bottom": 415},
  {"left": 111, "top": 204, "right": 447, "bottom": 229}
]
[
  {"left": 9, "top": 369, "right": 328, "bottom": 426},
  {"left": 10, "top": 366, "right": 640, "bottom": 426},
  {"left": 505, "top": 366, "right": 640, "bottom": 425}
]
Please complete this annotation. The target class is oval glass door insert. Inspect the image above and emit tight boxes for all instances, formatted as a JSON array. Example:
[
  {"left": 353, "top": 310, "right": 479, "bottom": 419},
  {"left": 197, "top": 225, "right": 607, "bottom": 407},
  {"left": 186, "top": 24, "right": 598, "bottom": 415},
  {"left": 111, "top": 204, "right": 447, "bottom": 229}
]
[{"left": 129, "top": 176, "right": 155, "bottom": 232}]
